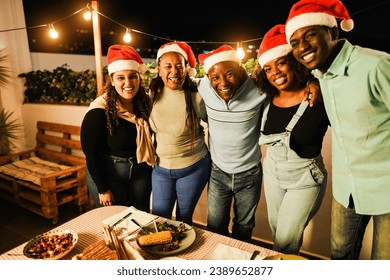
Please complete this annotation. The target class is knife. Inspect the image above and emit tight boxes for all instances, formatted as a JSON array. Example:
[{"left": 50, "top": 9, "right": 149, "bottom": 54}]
[
  {"left": 250, "top": 250, "right": 260, "bottom": 260},
  {"left": 112, "top": 212, "right": 132, "bottom": 228}
]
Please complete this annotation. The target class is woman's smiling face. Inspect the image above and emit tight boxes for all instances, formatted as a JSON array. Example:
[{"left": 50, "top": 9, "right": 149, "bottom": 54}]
[
  {"left": 158, "top": 52, "right": 187, "bottom": 90},
  {"left": 111, "top": 69, "right": 140, "bottom": 101}
]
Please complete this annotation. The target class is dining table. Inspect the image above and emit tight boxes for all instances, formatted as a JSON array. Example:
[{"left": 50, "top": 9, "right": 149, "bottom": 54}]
[{"left": 0, "top": 205, "right": 280, "bottom": 260}]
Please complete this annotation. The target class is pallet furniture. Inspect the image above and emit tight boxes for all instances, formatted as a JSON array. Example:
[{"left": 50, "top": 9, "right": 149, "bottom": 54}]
[{"left": 0, "top": 121, "right": 88, "bottom": 224}]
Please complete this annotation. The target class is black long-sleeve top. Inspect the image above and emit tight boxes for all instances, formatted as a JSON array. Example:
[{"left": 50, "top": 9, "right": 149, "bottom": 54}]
[{"left": 80, "top": 108, "right": 137, "bottom": 194}]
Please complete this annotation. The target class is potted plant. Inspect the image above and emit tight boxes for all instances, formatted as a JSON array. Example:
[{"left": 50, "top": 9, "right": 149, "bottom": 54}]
[{"left": 0, "top": 48, "right": 21, "bottom": 155}]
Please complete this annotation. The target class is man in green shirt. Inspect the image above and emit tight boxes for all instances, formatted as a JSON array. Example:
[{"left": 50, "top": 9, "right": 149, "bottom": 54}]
[{"left": 285, "top": 0, "right": 390, "bottom": 259}]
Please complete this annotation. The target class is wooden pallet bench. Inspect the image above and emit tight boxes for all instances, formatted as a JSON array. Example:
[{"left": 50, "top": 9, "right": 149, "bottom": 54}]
[{"left": 0, "top": 121, "right": 88, "bottom": 224}]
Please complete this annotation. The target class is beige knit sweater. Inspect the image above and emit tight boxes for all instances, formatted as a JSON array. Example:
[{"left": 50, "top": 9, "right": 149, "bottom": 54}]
[{"left": 149, "top": 87, "right": 208, "bottom": 169}]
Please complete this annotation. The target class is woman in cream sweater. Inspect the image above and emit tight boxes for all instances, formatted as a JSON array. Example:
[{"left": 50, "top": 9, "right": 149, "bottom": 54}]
[{"left": 148, "top": 42, "right": 210, "bottom": 225}]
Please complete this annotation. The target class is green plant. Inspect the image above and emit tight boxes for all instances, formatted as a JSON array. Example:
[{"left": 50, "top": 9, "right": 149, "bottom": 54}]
[
  {"left": 17, "top": 59, "right": 258, "bottom": 105},
  {"left": 0, "top": 109, "right": 21, "bottom": 155},
  {"left": 0, "top": 47, "right": 20, "bottom": 155},
  {"left": 0, "top": 48, "right": 10, "bottom": 88},
  {"left": 18, "top": 64, "right": 101, "bottom": 104},
  {"left": 241, "top": 58, "right": 259, "bottom": 74}
]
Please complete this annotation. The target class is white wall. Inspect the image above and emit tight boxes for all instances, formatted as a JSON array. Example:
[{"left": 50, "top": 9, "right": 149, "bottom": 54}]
[
  {"left": 30, "top": 52, "right": 155, "bottom": 71},
  {"left": 20, "top": 104, "right": 87, "bottom": 150},
  {"left": 31, "top": 52, "right": 106, "bottom": 71}
]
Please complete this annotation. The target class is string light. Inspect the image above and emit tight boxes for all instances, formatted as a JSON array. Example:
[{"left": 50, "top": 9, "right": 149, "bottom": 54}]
[
  {"left": 48, "top": 24, "right": 58, "bottom": 39},
  {"left": 123, "top": 28, "right": 132, "bottom": 43},
  {"left": 236, "top": 42, "right": 245, "bottom": 60},
  {"left": 83, "top": 3, "right": 92, "bottom": 21},
  {"left": 4, "top": 2, "right": 263, "bottom": 53},
  {"left": 1, "top": 1, "right": 387, "bottom": 55},
  {"left": 83, "top": 10, "right": 92, "bottom": 21}
]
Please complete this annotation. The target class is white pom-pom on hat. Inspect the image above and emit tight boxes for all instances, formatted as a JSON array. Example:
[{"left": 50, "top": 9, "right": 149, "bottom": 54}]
[
  {"left": 187, "top": 67, "right": 197, "bottom": 77},
  {"left": 340, "top": 18, "right": 354, "bottom": 32}
]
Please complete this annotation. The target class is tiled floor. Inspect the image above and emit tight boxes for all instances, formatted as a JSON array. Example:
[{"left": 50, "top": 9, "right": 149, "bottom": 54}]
[{"left": 0, "top": 198, "right": 82, "bottom": 255}]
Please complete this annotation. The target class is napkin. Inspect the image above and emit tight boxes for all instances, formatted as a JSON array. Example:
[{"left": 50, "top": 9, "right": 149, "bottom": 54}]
[
  {"left": 102, "top": 206, "right": 157, "bottom": 235},
  {"left": 207, "top": 243, "right": 265, "bottom": 260},
  {"left": 122, "top": 240, "right": 144, "bottom": 260}
]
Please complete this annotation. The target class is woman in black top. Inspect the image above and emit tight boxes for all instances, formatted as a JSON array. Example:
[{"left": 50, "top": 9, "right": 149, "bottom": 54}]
[
  {"left": 256, "top": 25, "right": 330, "bottom": 255},
  {"left": 81, "top": 45, "right": 154, "bottom": 210}
]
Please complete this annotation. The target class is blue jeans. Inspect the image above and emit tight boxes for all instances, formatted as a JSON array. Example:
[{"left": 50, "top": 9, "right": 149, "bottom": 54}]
[
  {"left": 86, "top": 166, "right": 99, "bottom": 207},
  {"left": 207, "top": 162, "right": 262, "bottom": 242},
  {"left": 331, "top": 197, "right": 390, "bottom": 260},
  {"left": 151, "top": 153, "right": 211, "bottom": 225},
  {"left": 86, "top": 155, "right": 152, "bottom": 212}
]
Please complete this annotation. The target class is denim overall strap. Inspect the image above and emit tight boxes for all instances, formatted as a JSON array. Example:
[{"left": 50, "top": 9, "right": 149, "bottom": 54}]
[
  {"left": 259, "top": 100, "right": 309, "bottom": 147},
  {"left": 285, "top": 100, "right": 309, "bottom": 132},
  {"left": 260, "top": 99, "right": 271, "bottom": 133}
]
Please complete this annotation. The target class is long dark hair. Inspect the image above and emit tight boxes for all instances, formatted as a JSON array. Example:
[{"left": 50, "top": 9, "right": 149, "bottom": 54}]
[
  {"left": 102, "top": 73, "right": 152, "bottom": 135},
  {"left": 256, "top": 52, "right": 310, "bottom": 98},
  {"left": 149, "top": 68, "right": 199, "bottom": 153}
]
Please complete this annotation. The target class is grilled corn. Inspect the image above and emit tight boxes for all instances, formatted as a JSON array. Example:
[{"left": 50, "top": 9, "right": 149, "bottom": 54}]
[{"left": 138, "top": 230, "right": 172, "bottom": 246}]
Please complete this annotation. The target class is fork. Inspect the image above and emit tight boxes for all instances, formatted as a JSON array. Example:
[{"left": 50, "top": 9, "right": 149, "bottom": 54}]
[{"left": 131, "top": 219, "right": 155, "bottom": 233}]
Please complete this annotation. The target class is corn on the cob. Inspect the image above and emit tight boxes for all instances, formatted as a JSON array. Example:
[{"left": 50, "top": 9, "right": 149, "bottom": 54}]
[{"left": 138, "top": 230, "right": 172, "bottom": 246}]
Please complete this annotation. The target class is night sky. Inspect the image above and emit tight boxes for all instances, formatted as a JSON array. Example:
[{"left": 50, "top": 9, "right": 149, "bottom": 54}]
[{"left": 22, "top": 0, "right": 390, "bottom": 60}]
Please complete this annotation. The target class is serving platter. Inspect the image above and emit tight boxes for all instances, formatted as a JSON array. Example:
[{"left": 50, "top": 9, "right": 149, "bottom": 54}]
[
  {"left": 136, "top": 220, "right": 195, "bottom": 256},
  {"left": 23, "top": 229, "right": 78, "bottom": 260}
]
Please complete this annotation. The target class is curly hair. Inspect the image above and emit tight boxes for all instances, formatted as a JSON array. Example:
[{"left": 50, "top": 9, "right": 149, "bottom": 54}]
[
  {"left": 256, "top": 52, "right": 311, "bottom": 98},
  {"left": 102, "top": 73, "right": 152, "bottom": 135},
  {"left": 149, "top": 71, "right": 199, "bottom": 153}
]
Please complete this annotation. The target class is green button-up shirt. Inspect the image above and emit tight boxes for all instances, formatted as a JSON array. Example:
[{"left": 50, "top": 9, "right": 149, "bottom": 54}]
[{"left": 313, "top": 40, "right": 390, "bottom": 215}]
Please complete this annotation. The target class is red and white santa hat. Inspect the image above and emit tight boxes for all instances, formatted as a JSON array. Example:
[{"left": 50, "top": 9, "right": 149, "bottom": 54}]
[
  {"left": 285, "top": 0, "right": 354, "bottom": 44},
  {"left": 156, "top": 41, "right": 197, "bottom": 76},
  {"left": 198, "top": 45, "right": 241, "bottom": 74},
  {"left": 107, "top": 45, "right": 147, "bottom": 75},
  {"left": 258, "top": 24, "right": 292, "bottom": 67}
]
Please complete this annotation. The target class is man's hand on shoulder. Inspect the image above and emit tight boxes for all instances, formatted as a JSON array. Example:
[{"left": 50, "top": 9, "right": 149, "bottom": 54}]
[{"left": 305, "top": 79, "right": 322, "bottom": 107}]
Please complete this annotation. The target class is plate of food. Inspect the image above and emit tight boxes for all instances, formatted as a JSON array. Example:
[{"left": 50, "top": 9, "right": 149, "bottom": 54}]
[
  {"left": 136, "top": 220, "right": 195, "bottom": 256},
  {"left": 23, "top": 229, "right": 78, "bottom": 260}
]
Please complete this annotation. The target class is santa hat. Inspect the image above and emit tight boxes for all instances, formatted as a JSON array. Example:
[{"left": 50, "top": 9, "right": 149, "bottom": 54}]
[
  {"left": 258, "top": 24, "right": 292, "bottom": 67},
  {"left": 285, "top": 0, "right": 354, "bottom": 44},
  {"left": 156, "top": 42, "right": 197, "bottom": 76},
  {"left": 107, "top": 45, "right": 147, "bottom": 75},
  {"left": 198, "top": 45, "right": 241, "bottom": 74}
]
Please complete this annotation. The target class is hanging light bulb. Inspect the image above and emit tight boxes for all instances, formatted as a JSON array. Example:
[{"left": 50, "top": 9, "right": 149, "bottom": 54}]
[
  {"left": 49, "top": 24, "right": 59, "bottom": 39},
  {"left": 83, "top": 3, "right": 92, "bottom": 20},
  {"left": 236, "top": 42, "right": 245, "bottom": 60},
  {"left": 83, "top": 10, "right": 92, "bottom": 21},
  {"left": 123, "top": 28, "right": 132, "bottom": 43}
]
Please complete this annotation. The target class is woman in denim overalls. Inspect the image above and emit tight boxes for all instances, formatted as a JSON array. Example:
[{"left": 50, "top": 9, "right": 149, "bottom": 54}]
[{"left": 256, "top": 25, "right": 330, "bottom": 255}]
